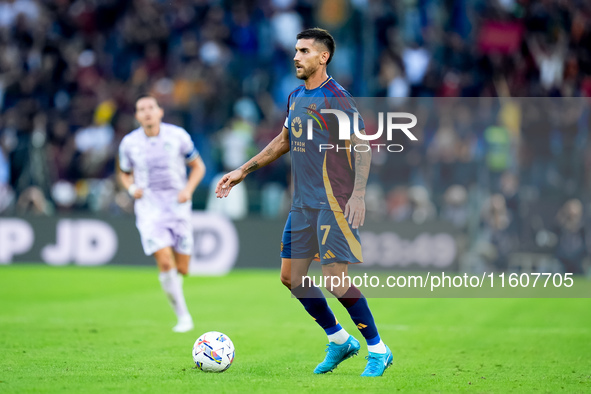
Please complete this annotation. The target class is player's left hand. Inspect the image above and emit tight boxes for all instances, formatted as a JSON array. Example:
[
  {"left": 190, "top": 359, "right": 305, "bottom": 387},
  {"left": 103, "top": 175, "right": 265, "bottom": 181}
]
[
  {"left": 344, "top": 194, "right": 365, "bottom": 229},
  {"left": 177, "top": 189, "right": 192, "bottom": 203}
]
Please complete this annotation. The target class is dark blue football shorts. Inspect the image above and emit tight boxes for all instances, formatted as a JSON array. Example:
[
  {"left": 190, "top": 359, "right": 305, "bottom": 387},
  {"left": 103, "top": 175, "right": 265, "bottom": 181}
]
[{"left": 280, "top": 207, "right": 363, "bottom": 264}]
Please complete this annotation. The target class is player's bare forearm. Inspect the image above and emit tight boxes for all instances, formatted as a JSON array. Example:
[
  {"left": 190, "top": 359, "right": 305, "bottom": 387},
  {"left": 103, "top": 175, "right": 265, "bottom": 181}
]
[
  {"left": 351, "top": 131, "right": 371, "bottom": 197},
  {"left": 119, "top": 170, "right": 143, "bottom": 199},
  {"left": 344, "top": 131, "right": 371, "bottom": 229},
  {"left": 240, "top": 127, "right": 290, "bottom": 175},
  {"left": 185, "top": 156, "right": 206, "bottom": 194},
  {"left": 215, "top": 127, "right": 289, "bottom": 198},
  {"left": 179, "top": 155, "right": 206, "bottom": 203},
  {"left": 119, "top": 171, "right": 134, "bottom": 190}
]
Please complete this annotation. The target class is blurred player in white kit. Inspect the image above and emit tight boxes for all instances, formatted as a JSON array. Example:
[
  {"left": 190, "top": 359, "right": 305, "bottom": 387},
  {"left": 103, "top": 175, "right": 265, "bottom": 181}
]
[{"left": 118, "top": 95, "right": 206, "bottom": 332}]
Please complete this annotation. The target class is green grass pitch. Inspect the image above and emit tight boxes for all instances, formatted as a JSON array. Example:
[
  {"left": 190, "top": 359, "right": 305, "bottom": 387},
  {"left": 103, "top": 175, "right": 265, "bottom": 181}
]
[{"left": 1, "top": 265, "right": 590, "bottom": 393}]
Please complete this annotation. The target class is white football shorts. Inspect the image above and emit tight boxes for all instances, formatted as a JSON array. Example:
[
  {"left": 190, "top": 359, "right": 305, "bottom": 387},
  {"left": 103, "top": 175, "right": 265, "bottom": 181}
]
[{"left": 137, "top": 218, "right": 194, "bottom": 256}]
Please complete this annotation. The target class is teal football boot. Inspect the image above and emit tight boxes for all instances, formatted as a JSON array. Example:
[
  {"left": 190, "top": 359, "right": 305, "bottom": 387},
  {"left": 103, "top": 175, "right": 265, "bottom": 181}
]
[
  {"left": 360, "top": 345, "right": 393, "bottom": 377},
  {"left": 313, "top": 335, "right": 361, "bottom": 374}
]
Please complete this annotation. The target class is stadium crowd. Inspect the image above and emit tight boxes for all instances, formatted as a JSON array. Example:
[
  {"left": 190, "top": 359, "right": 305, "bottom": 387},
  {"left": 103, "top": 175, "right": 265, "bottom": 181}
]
[{"left": 1, "top": 0, "right": 590, "bottom": 271}]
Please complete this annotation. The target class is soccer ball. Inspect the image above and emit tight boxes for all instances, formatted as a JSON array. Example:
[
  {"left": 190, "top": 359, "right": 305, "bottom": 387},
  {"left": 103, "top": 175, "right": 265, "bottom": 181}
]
[{"left": 192, "top": 331, "right": 235, "bottom": 372}]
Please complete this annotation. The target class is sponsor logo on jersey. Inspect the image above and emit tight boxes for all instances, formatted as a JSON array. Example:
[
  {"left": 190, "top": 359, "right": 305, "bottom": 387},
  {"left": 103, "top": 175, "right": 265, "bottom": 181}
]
[{"left": 291, "top": 116, "right": 302, "bottom": 138}]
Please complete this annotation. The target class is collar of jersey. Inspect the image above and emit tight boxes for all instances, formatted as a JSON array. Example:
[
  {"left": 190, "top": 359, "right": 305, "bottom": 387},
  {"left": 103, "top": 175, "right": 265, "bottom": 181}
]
[
  {"left": 303, "top": 76, "right": 332, "bottom": 94},
  {"left": 142, "top": 126, "right": 162, "bottom": 139}
]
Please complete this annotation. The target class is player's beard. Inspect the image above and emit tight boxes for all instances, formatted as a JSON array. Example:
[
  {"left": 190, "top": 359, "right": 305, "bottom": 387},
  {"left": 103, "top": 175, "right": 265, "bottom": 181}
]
[{"left": 295, "top": 64, "right": 316, "bottom": 80}]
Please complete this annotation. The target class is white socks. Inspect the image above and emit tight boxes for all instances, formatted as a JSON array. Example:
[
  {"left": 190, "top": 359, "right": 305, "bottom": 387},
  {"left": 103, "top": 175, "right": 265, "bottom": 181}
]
[
  {"left": 329, "top": 329, "right": 387, "bottom": 353},
  {"left": 328, "top": 328, "right": 388, "bottom": 354},
  {"left": 328, "top": 328, "right": 350, "bottom": 345},
  {"left": 368, "top": 340, "right": 387, "bottom": 354},
  {"left": 158, "top": 268, "right": 190, "bottom": 320}
]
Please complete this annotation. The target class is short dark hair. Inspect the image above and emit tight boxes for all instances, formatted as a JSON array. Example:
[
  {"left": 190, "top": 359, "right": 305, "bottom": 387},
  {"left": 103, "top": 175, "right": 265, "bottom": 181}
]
[
  {"left": 297, "top": 28, "right": 335, "bottom": 65},
  {"left": 135, "top": 94, "right": 159, "bottom": 109}
]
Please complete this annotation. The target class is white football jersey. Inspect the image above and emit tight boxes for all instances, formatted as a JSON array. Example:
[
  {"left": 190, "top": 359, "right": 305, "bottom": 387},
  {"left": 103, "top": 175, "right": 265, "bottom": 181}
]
[{"left": 119, "top": 123, "right": 199, "bottom": 225}]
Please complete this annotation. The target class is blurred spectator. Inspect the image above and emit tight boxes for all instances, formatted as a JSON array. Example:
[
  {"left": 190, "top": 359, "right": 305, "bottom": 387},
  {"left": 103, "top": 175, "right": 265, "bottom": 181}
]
[
  {"left": 72, "top": 110, "right": 115, "bottom": 179},
  {"left": 387, "top": 186, "right": 411, "bottom": 222},
  {"left": 0, "top": 127, "right": 15, "bottom": 212},
  {"left": 499, "top": 171, "right": 520, "bottom": 228},
  {"left": 440, "top": 185, "right": 469, "bottom": 229},
  {"left": 365, "top": 183, "right": 387, "bottom": 222},
  {"left": 427, "top": 112, "right": 460, "bottom": 193},
  {"left": 378, "top": 53, "right": 409, "bottom": 103},
  {"left": 16, "top": 185, "right": 51, "bottom": 215},
  {"left": 402, "top": 42, "right": 430, "bottom": 92},
  {"left": 0, "top": 0, "right": 40, "bottom": 29},
  {"left": 46, "top": 117, "right": 76, "bottom": 182},
  {"left": 217, "top": 98, "right": 258, "bottom": 171},
  {"left": 50, "top": 179, "right": 75, "bottom": 209},
  {"left": 519, "top": 100, "right": 554, "bottom": 190},
  {"left": 408, "top": 185, "right": 436, "bottom": 224},
  {"left": 270, "top": 2, "right": 303, "bottom": 53},
  {"left": 479, "top": 194, "right": 518, "bottom": 272},
  {"left": 554, "top": 199, "right": 587, "bottom": 274},
  {"left": 527, "top": 33, "right": 568, "bottom": 93},
  {"left": 484, "top": 124, "right": 512, "bottom": 189}
]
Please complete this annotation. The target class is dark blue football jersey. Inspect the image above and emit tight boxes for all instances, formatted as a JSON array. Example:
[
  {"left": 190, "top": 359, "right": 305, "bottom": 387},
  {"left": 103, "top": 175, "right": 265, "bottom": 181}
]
[{"left": 284, "top": 76, "right": 365, "bottom": 212}]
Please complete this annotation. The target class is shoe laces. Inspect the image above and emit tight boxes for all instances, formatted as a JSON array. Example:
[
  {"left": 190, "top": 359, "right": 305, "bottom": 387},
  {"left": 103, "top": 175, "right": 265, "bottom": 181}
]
[
  {"left": 363, "top": 354, "right": 382, "bottom": 374},
  {"left": 324, "top": 343, "right": 343, "bottom": 362}
]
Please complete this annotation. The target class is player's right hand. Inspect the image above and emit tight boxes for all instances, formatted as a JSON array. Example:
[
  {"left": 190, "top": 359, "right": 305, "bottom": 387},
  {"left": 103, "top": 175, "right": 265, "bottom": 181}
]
[
  {"left": 127, "top": 184, "right": 143, "bottom": 199},
  {"left": 215, "top": 169, "right": 245, "bottom": 198}
]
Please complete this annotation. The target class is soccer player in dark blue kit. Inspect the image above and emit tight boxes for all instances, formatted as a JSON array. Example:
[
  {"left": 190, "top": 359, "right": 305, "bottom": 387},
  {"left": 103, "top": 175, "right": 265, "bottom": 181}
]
[{"left": 215, "top": 28, "right": 392, "bottom": 377}]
